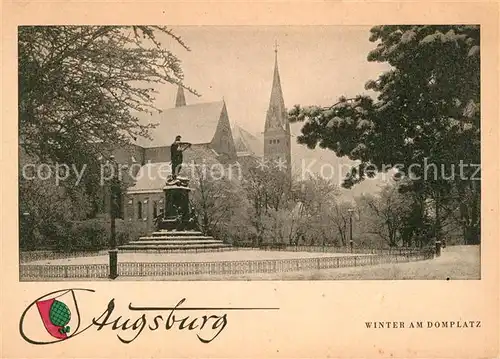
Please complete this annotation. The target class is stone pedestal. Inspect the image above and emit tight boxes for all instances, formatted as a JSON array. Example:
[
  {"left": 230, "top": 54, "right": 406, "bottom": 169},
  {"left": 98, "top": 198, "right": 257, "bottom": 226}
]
[{"left": 157, "top": 176, "right": 198, "bottom": 231}]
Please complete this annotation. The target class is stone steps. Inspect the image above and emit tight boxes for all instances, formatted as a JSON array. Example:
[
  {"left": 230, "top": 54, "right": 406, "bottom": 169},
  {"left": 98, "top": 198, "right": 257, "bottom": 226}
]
[
  {"left": 119, "top": 247, "right": 235, "bottom": 254},
  {"left": 127, "top": 239, "right": 225, "bottom": 246},
  {"left": 139, "top": 236, "right": 213, "bottom": 241},
  {"left": 118, "top": 229, "right": 231, "bottom": 253},
  {"left": 120, "top": 243, "right": 232, "bottom": 250},
  {"left": 150, "top": 231, "right": 204, "bottom": 237}
]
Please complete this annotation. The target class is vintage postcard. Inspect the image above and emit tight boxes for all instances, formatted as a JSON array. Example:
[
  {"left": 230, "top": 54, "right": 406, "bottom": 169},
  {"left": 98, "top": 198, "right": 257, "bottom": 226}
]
[{"left": 1, "top": 1, "right": 499, "bottom": 358}]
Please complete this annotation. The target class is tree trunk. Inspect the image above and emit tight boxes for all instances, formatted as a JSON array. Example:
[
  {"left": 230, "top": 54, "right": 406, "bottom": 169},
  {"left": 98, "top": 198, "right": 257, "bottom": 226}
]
[
  {"left": 458, "top": 181, "right": 480, "bottom": 245},
  {"left": 465, "top": 184, "right": 480, "bottom": 245},
  {"left": 434, "top": 192, "right": 442, "bottom": 243}
]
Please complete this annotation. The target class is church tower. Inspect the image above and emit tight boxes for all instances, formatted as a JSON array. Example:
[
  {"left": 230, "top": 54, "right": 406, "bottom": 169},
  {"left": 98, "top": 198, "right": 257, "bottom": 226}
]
[{"left": 264, "top": 43, "right": 292, "bottom": 179}]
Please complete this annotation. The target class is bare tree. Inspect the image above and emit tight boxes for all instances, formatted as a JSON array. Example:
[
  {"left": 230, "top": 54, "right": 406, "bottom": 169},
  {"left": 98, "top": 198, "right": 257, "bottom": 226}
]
[
  {"left": 190, "top": 165, "right": 243, "bottom": 236},
  {"left": 293, "top": 176, "right": 341, "bottom": 246},
  {"left": 357, "top": 186, "right": 411, "bottom": 247}
]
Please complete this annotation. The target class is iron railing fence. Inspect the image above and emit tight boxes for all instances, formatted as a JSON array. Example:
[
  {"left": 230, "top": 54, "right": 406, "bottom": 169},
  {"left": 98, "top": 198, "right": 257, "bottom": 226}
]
[
  {"left": 20, "top": 264, "right": 109, "bottom": 280},
  {"left": 117, "top": 250, "right": 434, "bottom": 277},
  {"left": 20, "top": 247, "right": 435, "bottom": 280}
]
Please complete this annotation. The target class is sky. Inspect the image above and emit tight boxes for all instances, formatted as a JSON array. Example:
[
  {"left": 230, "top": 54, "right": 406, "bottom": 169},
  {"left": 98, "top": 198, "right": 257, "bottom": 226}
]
[
  {"left": 153, "top": 26, "right": 389, "bottom": 134},
  {"left": 150, "top": 26, "right": 393, "bottom": 199}
]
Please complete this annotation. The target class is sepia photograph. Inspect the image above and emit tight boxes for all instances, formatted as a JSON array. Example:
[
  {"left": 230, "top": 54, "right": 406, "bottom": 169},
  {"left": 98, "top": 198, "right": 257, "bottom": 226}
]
[{"left": 18, "top": 25, "right": 481, "bottom": 281}]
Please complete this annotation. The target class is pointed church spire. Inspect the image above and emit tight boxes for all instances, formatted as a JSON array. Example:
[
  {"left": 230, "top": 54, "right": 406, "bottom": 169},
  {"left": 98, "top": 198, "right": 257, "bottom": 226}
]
[
  {"left": 175, "top": 84, "right": 186, "bottom": 107},
  {"left": 265, "top": 41, "right": 287, "bottom": 132}
]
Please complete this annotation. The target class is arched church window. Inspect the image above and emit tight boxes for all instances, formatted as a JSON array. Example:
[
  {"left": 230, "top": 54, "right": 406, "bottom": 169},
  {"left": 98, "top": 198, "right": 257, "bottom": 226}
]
[
  {"left": 153, "top": 201, "right": 158, "bottom": 219},
  {"left": 137, "top": 200, "right": 142, "bottom": 220}
]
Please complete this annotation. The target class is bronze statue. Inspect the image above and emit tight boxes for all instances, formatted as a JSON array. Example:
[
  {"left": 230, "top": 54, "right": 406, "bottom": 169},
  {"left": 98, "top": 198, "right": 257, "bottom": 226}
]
[{"left": 170, "top": 135, "right": 191, "bottom": 179}]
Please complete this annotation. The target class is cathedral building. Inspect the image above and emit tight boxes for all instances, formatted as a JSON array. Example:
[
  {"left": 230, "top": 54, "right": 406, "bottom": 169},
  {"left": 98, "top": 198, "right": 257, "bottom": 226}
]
[{"left": 119, "top": 47, "right": 291, "bottom": 233}]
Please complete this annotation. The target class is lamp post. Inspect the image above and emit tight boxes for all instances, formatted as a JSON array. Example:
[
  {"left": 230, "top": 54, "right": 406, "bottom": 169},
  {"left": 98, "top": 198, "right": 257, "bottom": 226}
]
[
  {"left": 348, "top": 208, "right": 354, "bottom": 253},
  {"left": 107, "top": 155, "right": 127, "bottom": 279}
]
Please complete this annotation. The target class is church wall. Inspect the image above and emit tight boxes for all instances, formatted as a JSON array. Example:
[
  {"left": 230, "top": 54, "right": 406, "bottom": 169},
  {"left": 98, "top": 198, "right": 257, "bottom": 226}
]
[{"left": 124, "top": 191, "right": 164, "bottom": 235}]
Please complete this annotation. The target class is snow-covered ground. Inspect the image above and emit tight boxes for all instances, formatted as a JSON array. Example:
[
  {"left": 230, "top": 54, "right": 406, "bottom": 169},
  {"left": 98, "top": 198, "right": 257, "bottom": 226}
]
[{"left": 115, "top": 245, "right": 480, "bottom": 281}]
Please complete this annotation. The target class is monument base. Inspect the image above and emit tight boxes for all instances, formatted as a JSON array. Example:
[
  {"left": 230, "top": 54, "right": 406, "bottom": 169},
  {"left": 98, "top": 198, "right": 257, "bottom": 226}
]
[
  {"left": 157, "top": 217, "right": 198, "bottom": 231},
  {"left": 158, "top": 176, "right": 198, "bottom": 232},
  {"left": 118, "top": 175, "right": 231, "bottom": 252},
  {"left": 118, "top": 229, "right": 231, "bottom": 252}
]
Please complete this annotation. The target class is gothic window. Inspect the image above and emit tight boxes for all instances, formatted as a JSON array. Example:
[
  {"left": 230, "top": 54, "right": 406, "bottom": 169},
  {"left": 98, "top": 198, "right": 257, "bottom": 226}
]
[
  {"left": 153, "top": 201, "right": 158, "bottom": 219},
  {"left": 277, "top": 139, "right": 280, "bottom": 144},
  {"left": 137, "top": 200, "right": 142, "bottom": 220}
]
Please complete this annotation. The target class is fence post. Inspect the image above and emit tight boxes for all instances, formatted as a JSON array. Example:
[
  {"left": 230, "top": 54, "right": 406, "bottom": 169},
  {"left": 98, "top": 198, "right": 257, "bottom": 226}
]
[
  {"left": 435, "top": 240, "right": 442, "bottom": 257},
  {"left": 109, "top": 249, "right": 118, "bottom": 279}
]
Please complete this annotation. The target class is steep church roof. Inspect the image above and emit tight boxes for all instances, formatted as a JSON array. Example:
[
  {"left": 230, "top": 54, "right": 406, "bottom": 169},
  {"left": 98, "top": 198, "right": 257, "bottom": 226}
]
[
  {"left": 133, "top": 101, "right": 225, "bottom": 148},
  {"left": 232, "top": 123, "right": 264, "bottom": 157},
  {"left": 265, "top": 48, "right": 289, "bottom": 133}
]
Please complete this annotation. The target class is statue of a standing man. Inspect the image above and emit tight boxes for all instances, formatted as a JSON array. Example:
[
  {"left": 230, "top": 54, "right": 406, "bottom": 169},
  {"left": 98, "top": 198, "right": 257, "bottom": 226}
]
[{"left": 170, "top": 135, "right": 191, "bottom": 179}]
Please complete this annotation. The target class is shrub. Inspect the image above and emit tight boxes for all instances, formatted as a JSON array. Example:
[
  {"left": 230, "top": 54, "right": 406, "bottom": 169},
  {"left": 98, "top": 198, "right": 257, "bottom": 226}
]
[
  {"left": 73, "top": 220, "right": 108, "bottom": 251},
  {"left": 46, "top": 217, "right": 138, "bottom": 252},
  {"left": 42, "top": 221, "right": 73, "bottom": 252}
]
